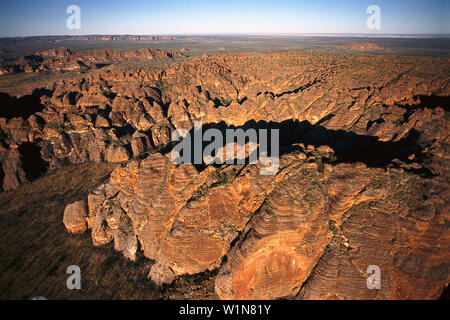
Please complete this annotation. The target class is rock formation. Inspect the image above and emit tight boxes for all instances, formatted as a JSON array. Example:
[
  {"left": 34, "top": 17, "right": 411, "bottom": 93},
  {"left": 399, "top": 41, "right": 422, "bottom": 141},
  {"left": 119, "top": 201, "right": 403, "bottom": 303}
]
[
  {"left": 339, "top": 42, "right": 384, "bottom": 51},
  {"left": 63, "top": 200, "right": 88, "bottom": 234},
  {"left": 0, "top": 50, "right": 448, "bottom": 299},
  {"left": 0, "top": 46, "right": 183, "bottom": 75}
]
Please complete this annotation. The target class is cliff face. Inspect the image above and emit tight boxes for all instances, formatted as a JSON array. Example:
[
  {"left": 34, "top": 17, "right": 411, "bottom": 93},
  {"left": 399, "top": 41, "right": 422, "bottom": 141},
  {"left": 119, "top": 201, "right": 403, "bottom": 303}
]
[{"left": 0, "top": 51, "right": 448, "bottom": 299}]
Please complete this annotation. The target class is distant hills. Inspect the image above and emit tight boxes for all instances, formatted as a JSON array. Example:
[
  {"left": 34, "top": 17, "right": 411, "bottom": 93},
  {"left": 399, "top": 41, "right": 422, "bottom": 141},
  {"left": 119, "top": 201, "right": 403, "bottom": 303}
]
[
  {"left": 0, "top": 46, "right": 183, "bottom": 75},
  {"left": 338, "top": 42, "right": 384, "bottom": 51},
  {"left": 0, "top": 35, "right": 176, "bottom": 45}
]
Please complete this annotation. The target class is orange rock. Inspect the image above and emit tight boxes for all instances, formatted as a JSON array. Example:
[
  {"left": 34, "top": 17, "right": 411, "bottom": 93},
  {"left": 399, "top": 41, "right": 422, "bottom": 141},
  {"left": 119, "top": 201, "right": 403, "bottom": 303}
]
[{"left": 63, "top": 200, "right": 88, "bottom": 234}]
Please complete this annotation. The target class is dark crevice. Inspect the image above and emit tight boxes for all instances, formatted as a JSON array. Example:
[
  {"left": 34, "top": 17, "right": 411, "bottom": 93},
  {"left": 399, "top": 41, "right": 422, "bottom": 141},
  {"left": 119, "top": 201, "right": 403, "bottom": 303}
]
[
  {"left": 18, "top": 142, "right": 48, "bottom": 181},
  {"left": 396, "top": 95, "right": 450, "bottom": 122},
  {"left": 94, "top": 63, "right": 111, "bottom": 69},
  {"left": 112, "top": 124, "right": 136, "bottom": 138},
  {"left": 103, "top": 91, "right": 116, "bottom": 101},
  {"left": 0, "top": 89, "right": 47, "bottom": 120},
  {"left": 439, "top": 283, "right": 450, "bottom": 300},
  {"left": 0, "top": 165, "right": 4, "bottom": 192},
  {"left": 237, "top": 96, "right": 248, "bottom": 104},
  {"left": 366, "top": 118, "right": 385, "bottom": 130},
  {"left": 167, "top": 119, "right": 433, "bottom": 177},
  {"left": 149, "top": 86, "right": 162, "bottom": 101},
  {"left": 204, "top": 90, "right": 231, "bottom": 108},
  {"left": 349, "top": 86, "right": 371, "bottom": 91},
  {"left": 160, "top": 100, "right": 171, "bottom": 118},
  {"left": 275, "top": 78, "right": 320, "bottom": 98},
  {"left": 66, "top": 92, "right": 80, "bottom": 106}
]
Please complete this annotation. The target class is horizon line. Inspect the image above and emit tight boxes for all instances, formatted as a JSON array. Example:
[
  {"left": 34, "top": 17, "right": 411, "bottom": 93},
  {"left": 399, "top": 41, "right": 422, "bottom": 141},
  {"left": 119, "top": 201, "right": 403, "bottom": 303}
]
[{"left": 1, "top": 33, "right": 450, "bottom": 40}]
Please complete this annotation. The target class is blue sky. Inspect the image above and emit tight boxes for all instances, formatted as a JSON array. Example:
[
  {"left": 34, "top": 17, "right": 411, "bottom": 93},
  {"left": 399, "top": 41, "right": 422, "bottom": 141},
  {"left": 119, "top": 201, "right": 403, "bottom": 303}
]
[{"left": 0, "top": 0, "right": 448, "bottom": 37}]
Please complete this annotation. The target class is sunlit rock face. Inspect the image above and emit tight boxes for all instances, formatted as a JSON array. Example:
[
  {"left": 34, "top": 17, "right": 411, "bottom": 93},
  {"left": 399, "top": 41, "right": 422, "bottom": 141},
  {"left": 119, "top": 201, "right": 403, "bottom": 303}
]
[
  {"left": 1, "top": 50, "right": 448, "bottom": 299},
  {"left": 0, "top": 47, "right": 183, "bottom": 75}
]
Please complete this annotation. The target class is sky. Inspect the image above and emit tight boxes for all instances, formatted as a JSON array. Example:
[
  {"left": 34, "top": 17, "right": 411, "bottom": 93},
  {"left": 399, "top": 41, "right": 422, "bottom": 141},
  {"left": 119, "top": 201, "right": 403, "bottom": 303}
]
[{"left": 0, "top": 0, "right": 449, "bottom": 37}]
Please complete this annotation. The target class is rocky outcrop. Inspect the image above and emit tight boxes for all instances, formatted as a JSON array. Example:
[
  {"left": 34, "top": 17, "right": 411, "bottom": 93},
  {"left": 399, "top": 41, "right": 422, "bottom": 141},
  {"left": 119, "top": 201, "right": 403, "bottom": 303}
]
[
  {"left": 3, "top": 51, "right": 448, "bottom": 191},
  {"left": 64, "top": 148, "right": 449, "bottom": 299},
  {"left": 0, "top": 49, "right": 449, "bottom": 299},
  {"left": 0, "top": 46, "right": 183, "bottom": 75},
  {"left": 148, "top": 262, "right": 176, "bottom": 286},
  {"left": 1, "top": 151, "right": 27, "bottom": 190},
  {"left": 215, "top": 163, "right": 449, "bottom": 299},
  {"left": 63, "top": 200, "right": 88, "bottom": 234},
  {"left": 0, "top": 74, "right": 171, "bottom": 189},
  {"left": 339, "top": 42, "right": 383, "bottom": 51}
]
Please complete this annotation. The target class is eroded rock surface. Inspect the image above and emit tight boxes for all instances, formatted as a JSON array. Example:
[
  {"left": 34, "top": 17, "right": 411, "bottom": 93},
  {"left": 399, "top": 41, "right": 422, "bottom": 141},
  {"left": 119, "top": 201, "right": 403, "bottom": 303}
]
[
  {"left": 1, "top": 50, "right": 448, "bottom": 299},
  {"left": 215, "top": 163, "right": 449, "bottom": 299},
  {"left": 63, "top": 199, "right": 88, "bottom": 234},
  {"left": 0, "top": 46, "right": 183, "bottom": 75}
]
